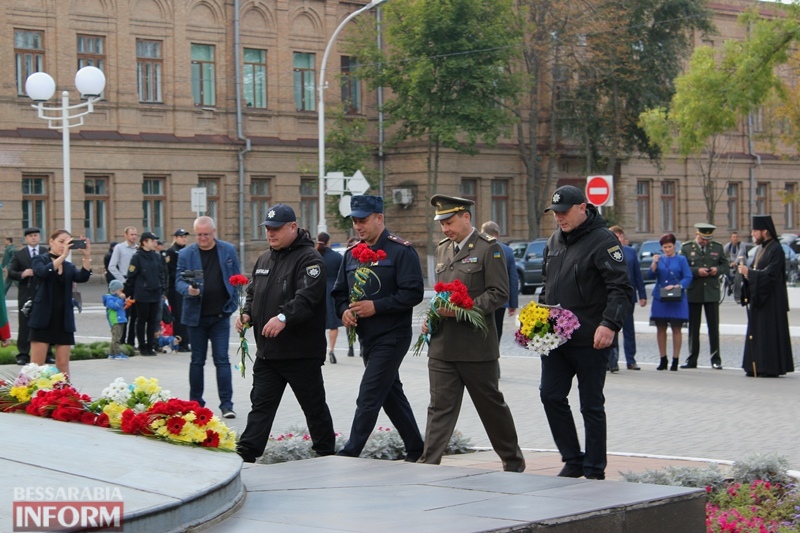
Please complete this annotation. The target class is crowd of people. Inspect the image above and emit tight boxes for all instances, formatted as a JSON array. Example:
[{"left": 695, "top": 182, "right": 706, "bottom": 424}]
[{"left": 0, "top": 187, "right": 794, "bottom": 480}]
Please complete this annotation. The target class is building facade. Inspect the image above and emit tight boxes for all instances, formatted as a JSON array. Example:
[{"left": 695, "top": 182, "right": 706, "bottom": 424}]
[{"left": 0, "top": 0, "right": 797, "bottom": 270}]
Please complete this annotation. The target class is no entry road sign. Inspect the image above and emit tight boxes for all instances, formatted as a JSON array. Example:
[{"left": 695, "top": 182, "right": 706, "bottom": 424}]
[{"left": 585, "top": 175, "right": 613, "bottom": 206}]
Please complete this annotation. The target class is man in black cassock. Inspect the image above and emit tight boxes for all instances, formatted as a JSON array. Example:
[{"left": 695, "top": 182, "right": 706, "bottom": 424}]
[{"left": 737, "top": 215, "right": 795, "bottom": 377}]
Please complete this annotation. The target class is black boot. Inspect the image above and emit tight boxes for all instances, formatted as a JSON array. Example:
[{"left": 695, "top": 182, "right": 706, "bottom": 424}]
[
  {"left": 657, "top": 356, "right": 668, "bottom": 371},
  {"left": 670, "top": 358, "right": 679, "bottom": 371}
]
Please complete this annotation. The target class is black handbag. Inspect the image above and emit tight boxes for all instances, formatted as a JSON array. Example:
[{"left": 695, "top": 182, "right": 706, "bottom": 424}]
[{"left": 659, "top": 287, "right": 683, "bottom": 302}]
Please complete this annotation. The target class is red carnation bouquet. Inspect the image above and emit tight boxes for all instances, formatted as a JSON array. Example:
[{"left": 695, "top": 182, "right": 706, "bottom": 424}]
[
  {"left": 347, "top": 243, "right": 387, "bottom": 347},
  {"left": 411, "top": 279, "right": 488, "bottom": 356},
  {"left": 229, "top": 274, "right": 252, "bottom": 378}
]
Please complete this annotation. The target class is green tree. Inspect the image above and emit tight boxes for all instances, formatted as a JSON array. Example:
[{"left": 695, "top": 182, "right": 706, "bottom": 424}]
[
  {"left": 352, "top": 0, "right": 520, "bottom": 265},
  {"left": 640, "top": 6, "right": 800, "bottom": 223}
]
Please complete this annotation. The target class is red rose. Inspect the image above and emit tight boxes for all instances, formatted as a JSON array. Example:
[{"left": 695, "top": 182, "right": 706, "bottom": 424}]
[
  {"left": 81, "top": 412, "right": 98, "bottom": 425},
  {"left": 96, "top": 413, "right": 110, "bottom": 428}
]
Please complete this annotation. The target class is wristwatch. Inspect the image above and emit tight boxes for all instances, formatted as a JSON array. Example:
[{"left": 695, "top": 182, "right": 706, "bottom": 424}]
[{"left": 277, "top": 313, "right": 286, "bottom": 323}]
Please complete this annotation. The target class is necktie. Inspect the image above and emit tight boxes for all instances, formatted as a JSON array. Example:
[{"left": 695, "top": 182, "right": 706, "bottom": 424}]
[
  {"left": 454, "top": 245, "right": 460, "bottom": 255},
  {"left": 31, "top": 248, "right": 36, "bottom": 258}
]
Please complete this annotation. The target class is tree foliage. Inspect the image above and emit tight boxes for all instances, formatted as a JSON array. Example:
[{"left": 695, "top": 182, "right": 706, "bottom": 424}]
[{"left": 640, "top": 5, "right": 800, "bottom": 223}]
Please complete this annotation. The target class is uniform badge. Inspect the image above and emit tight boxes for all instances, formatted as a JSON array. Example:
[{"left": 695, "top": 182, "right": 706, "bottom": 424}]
[
  {"left": 607, "top": 245, "right": 623, "bottom": 263},
  {"left": 552, "top": 192, "right": 561, "bottom": 203},
  {"left": 461, "top": 257, "right": 478, "bottom": 264},
  {"left": 306, "top": 265, "right": 321, "bottom": 278},
  {"left": 128, "top": 265, "right": 136, "bottom": 272},
  {"left": 267, "top": 209, "right": 276, "bottom": 219},
  {"left": 493, "top": 251, "right": 502, "bottom": 259}
]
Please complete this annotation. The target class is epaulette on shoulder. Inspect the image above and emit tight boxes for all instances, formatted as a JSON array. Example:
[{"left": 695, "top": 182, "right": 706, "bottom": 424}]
[
  {"left": 478, "top": 233, "right": 496, "bottom": 242},
  {"left": 438, "top": 237, "right": 450, "bottom": 246},
  {"left": 346, "top": 241, "right": 360, "bottom": 251},
  {"left": 388, "top": 234, "right": 412, "bottom": 246}
]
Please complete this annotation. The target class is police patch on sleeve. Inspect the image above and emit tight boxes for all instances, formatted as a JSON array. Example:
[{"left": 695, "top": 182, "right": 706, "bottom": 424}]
[
  {"left": 607, "top": 245, "right": 624, "bottom": 263},
  {"left": 128, "top": 265, "right": 136, "bottom": 272},
  {"left": 306, "top": 265, "right": 321, "bottom": 278}
]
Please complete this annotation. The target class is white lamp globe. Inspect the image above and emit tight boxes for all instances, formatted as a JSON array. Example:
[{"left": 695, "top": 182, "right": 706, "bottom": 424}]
[
  {"left": 75, "top": 66, "right": 106, "bottom": 97},
  {"left": 25, "top": 72, "right": 56, "bottom": 102}
]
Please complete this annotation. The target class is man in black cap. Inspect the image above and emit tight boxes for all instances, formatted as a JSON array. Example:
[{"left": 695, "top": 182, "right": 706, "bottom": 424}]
[
  {"left": 332, "top": 194, "right": 425, "bottom": 462},
  {"left": 538, "top": 185, "right": 632, "bottom": 480},
  {"left": 418, "top": 194, "right": 525, "bottom": 471},
  {"left": 236, "top": 204, "right": 335, "bottom": 462},
  {"left": 679, "top": 223, "right": 729, "bottom": 369},
  {"left": 737, "top": 215, "right": 794, "bottom": 377},
  {"left": 8, "top": 228, "right": 52, "bottom": 365},
  {"left": 166, "top": 229, "right": 191, "bottom": 351}
]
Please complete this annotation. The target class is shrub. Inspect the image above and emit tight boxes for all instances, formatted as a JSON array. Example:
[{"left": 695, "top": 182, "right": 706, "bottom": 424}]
[
  {"left": 257, "top": 426, "right": 474, "bottom": 465},
  {"left": 620, "top": 464, "right": 728, "bottom": 491},
  {"left": 731, "top": 453, "right": 793, "bottom": 485}
]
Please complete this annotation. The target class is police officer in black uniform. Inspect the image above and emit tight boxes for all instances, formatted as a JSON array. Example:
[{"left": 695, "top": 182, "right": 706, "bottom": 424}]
[
  {"left": 332, "top": 195, "right": 425, "bottom": 461},
  {"left": 539, "top": 186, "right": 632, "bottom": 480},
  {"left": 236, "top": 204, "right": 335, "bottom": 463}
]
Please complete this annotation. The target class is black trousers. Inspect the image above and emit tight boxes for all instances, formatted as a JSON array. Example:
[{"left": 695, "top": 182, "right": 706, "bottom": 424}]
[
  {"left": 540, "top": 345, "right": 608, "bottom": 478},
  {"left": 494, "top": 307, "right": 506, "bottom": 342},
  {"left": 168, "top": 288, "right": 189, "bottom": 348},
  {"left": 237, "top": 358, "right": 335, "bottom": 461},
  {"left": 16, "top": 299, "right": 31, "bottom": 356},
  {"left": 125, "top": 304, "right": 138, "bottom": 346},
  {"left": 686, "top": 301, "right": 721, "bottom": 366},
  {"left": 339, "top": 336, "right": 424, "bottom": 460},
  {"left": 135, "top": 300, "right": 160, "bottom": 351}
]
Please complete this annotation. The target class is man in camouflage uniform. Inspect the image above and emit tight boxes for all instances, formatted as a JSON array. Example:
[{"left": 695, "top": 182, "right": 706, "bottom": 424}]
[{"left": 680, "top": 223, "right": 729, "bottom": 369}]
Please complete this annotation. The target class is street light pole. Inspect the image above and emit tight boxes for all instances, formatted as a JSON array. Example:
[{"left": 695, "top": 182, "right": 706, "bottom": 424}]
[
  {"left": 25, "top": 66, "right": 106, "bottom": 236},
  {"left": 317, "top": 0, "right": 388, "bottom": 234}
]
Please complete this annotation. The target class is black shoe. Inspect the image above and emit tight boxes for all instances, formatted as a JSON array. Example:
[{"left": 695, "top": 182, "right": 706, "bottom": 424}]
[
  {"left": 657, "top": 356, "right": 668, "bottom": 371},
  {"left": 680, "top": 362, "right": 697, "bottom": 369},
  {"left": 670, "top": 358, "right": 679, "bottom": 371},
  {"left": 222, "top": 409, "right": 236, "bottom": 419},
  {"left": 712, "top": 362, "right": 723, "bottom": 370},
  {"left": 609, "top": 365, "right": 619, "bottom": 373},
  {"left": 45, "top": 355, "right": 55, "bottom": 364},
  {"left": 347, "top": 346, "right": 354, "bottom": 357},
  {"left": 236, "top": 448, "right": 256, "bottom": 463},
  {"left": 329, "top": 351, "right": 337, "bottom": 364},
  {"left": 557, "top": 464, "right": 584, "bottom": 478},
  {"left": 140, "top": 349, "right": 157, "bottom": 356},
  {"left": 585, "top": 473, "right": 606, "bottom": 480},
  {"left": 177, "top": 347, "right": 191, "bottom": 353},
  {"left": 627, "top": 363, "right": 641, "bottom": 370},
  {"left": 15, "top": 354, "right": 30, "bottom": 366}
]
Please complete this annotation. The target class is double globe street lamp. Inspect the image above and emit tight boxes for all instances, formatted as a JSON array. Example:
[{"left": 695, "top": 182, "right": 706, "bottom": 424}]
[{"left": 25, "top": 66, "right": 106, "bottom": 236}]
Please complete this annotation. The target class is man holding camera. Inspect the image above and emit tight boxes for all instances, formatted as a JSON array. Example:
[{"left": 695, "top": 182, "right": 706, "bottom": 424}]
[
  {"left": 176, "top": 216, "right": 242, "bottom": 419},
  {"left": 680, "top": 223, "right": 729, "bottom": 369}
]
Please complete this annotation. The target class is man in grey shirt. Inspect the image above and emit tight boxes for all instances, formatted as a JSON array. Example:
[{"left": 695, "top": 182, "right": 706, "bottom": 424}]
[{"left": 108, "top": 227, "right": 139, "bottom": 346}]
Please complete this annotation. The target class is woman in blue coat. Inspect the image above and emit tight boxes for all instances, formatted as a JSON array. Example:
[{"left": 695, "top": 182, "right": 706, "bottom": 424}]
[
  {"left": 648, "top": 233, "right": 692, "bottom": 371},
  {"left": 29, "top": 230, "right": 93, "bottom": 374}
]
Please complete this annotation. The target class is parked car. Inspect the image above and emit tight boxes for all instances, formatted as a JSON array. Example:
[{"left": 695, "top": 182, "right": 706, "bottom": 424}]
[
  {"left": 638, "top": 239, "right": 682, "bottom": 283},
  {"left": 780, "top": 233, "right": 800, "bottom": 254},
  {"left": 513, "top": 240, "right": 548, "bottom": 294}
]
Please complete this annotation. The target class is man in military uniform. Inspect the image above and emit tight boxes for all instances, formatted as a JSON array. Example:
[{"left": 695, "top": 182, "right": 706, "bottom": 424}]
[
  {"left": 332, "top": 195, "right": 425, "bottom": 462},
  {"left": 680, "top": 223, "right": 729, "bottom": 369},
  {"left": 418, "top": 195, "right": 525, "bottom": 472}
]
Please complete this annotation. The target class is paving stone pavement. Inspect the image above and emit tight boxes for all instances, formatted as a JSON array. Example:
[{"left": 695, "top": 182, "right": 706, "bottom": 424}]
[{"left": 6, "top": 283, "right": 800, "bottom": 470}]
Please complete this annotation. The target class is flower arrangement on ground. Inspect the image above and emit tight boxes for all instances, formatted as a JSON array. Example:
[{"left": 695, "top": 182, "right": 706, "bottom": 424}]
[
  {"left": 229, "top": 274, "right": 252, "bottom": 378},
  {"left": 0, "top": 364, "right": 69, "bottom": 411},
  {"left": 412, "top": 280, "right": 487, "bottom": 356},
  {"left": 514, "top": 301, "right": 580, "bottom": 356},
  {"left": 120, "top": 398, "right": 237, "bottom": 451},
  {"left": 706, "top": 480, "right": 800, "bottom": 532},
  {"left": 347, "top": 243, "right": 386, "bottom": 346},
  {"left": 89, "top": 376, "right": 171, "bottom": 428}
]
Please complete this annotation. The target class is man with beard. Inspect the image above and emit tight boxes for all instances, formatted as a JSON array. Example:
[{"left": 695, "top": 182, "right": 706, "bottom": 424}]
[
  {"left": 236, "top": 204, "right": 335, "bottom": 462},
  {"left": 737, "top": 215, "right": 794, "bottom": 377}
]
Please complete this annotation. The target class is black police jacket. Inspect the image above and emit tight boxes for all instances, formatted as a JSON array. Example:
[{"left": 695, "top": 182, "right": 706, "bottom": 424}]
[
  {"left": 124, "top": 249, "right": 167, "bottom": 303},
  {"left": 242, "top": 229, "right": 327, "bottom": 361},
  {"left": 539, "top": 205, "right": 633, "bottom": 347},
  {"left": 331, "top": 228, "right": 424, "bottom": 343}
]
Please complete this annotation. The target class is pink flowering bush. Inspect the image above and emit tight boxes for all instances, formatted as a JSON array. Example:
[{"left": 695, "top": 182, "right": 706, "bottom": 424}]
[{"left": 706, "top": 480, "right": 800, "bottom": 532}]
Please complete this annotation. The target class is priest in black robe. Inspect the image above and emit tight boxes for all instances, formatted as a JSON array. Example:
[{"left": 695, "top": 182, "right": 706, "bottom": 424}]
[{"left": 738, "top": 215, "right": 794, "bottom": 377}]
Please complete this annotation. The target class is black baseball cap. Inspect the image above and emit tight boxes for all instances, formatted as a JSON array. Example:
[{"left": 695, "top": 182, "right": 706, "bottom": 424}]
[
  {"left": 260, "top": 204, "right": 297, "bottom": 227},
  {"left": 349, "top": 195, "right": 383, "bottom": 218},
  {"left": 544, "top": 186, "right": 587, "bottom": 213},
  {"left": 173, "top": 229, "right": 190, "bottom": 236},
  {"left": 140, "top": 231, "right": 158, "bottom": 242}
]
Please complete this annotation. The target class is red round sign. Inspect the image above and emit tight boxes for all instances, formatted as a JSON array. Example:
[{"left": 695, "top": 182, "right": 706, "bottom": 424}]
[{"left": 585, "top": 176, "right": 612, "bottom": 206}]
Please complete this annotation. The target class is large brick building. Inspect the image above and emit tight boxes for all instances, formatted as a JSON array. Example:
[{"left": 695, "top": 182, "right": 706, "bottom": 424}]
[{"left": 0, "top": 0, "right": 797, "bottom": 269}]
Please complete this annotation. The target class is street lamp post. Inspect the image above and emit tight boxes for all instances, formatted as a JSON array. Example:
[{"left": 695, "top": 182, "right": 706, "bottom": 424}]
[
  {"left": 317, "top": 0, "right": 388, "bottom": 234},
  {"left": 25, "top": 66, "right": 106, "bottom": 236}
]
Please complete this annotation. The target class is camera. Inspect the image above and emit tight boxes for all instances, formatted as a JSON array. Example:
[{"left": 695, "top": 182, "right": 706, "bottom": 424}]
[
  {"left": 21, "top": 299, "right": 33, "bottom": 318},
  {"left": 70, "top": 239, "right": 87, "bottom": 249},
  {"left": 181, "top": 270, "right": 204, "bottom": 289}
]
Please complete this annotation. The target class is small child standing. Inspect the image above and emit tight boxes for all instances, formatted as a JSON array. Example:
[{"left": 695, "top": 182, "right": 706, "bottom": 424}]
[{"left": 103, "top": 280, "right": 129, "bottom": 360}]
